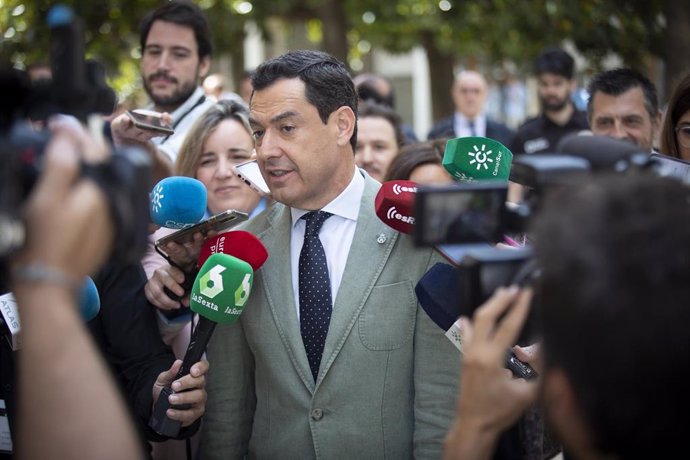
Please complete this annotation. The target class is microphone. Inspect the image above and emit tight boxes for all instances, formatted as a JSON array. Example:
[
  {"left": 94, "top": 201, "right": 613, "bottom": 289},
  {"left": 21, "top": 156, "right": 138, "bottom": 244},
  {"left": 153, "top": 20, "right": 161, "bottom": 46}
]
[
  {"left": 150, "top": 177, "right": 207, "bottom": 229},
  {"left": 442, "top": 137, "right": 513, "bottom": 183},
  {"left": 556, "top": 133, "right": 649, "bottom": 170},
  {"left": 149, "top": 246, "right": 264, "bottom": 437},
  {"left": 373, "top": 180, "right": 417, "bottom": 234},
  {"left": 161, "top": 230, "right": 268, "bottom": 314},
  {"left": 0, "top": 277, "right": 100, "bottom": 351},
  {"left": 415, "top": 263, "right": 537, "bottom": 380},
  {"left": 374, "top": 180, "right": 497, "bottom": 266}
]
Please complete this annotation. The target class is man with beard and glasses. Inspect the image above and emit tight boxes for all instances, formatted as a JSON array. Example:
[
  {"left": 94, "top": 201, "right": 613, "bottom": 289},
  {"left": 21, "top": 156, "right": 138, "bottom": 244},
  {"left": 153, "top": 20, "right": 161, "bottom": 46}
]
[
  {"left": 110, "top": 1, "right": 216, "bottom": 165},
  {"left": 510, "top": 47, "right": 589, "bottom": 155}
]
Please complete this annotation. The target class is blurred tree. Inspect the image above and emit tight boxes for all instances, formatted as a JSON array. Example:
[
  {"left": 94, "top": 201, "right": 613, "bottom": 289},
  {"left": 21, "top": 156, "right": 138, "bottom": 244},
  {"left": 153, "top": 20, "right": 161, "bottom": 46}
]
[{"left": 2, "top": 0, "right": 686, "bottom": 119}]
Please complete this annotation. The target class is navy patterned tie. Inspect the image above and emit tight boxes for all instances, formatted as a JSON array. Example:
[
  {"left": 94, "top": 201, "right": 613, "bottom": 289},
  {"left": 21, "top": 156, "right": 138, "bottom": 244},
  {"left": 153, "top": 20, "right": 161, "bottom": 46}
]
[{"left": 299, "top": 211, "right": 333, "bottom": 382}]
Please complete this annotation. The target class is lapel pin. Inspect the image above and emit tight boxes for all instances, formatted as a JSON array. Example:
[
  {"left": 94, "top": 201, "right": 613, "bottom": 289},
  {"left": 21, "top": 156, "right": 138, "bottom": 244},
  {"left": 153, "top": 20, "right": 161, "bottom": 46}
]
[{"left": 377, "top": 233, "right": 387, "bottom": 244}]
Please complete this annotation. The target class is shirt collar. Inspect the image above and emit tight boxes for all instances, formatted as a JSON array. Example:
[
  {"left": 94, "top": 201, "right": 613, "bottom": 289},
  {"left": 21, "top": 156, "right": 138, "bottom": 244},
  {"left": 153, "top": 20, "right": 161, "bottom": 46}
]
[{"left": 291, "top": 167, "right": 364, "bottom": 227}]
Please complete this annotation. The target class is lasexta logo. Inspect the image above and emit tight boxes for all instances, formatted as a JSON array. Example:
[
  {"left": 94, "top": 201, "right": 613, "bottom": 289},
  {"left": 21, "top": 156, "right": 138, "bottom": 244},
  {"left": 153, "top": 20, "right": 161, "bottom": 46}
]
[{"left": 199, "top": 264, "right": 226, "bottom": 299}]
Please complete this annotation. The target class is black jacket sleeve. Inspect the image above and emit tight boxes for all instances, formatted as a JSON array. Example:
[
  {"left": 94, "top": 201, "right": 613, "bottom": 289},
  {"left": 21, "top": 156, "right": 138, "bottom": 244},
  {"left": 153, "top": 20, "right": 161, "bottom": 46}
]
[{"left": 89, "top": 262, "right": 199, "bottom": 444}]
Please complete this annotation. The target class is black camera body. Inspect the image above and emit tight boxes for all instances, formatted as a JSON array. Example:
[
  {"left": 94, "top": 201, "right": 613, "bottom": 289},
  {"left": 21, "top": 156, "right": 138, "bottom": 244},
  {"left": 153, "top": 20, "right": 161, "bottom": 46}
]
[{"left": 0, "top": 6, "right": 151, "bottom": 289}]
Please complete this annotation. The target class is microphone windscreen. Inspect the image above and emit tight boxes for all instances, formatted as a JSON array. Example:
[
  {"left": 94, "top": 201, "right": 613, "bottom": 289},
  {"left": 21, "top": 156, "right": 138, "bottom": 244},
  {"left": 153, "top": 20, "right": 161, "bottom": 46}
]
[
  {"left": 190, "top": 253, "right": 253, "bottom": 324},
  {"left": 556, "top": 133, "right": 647, "bottom": 170},
  {"left": 150, "top": 177, "right": 207, "bottom": 229},
  {"left": 198, "top": 231, "right": 268, "bottom": 271},
  {"left": 442, "top": 137, "right": 513, "bottom": 183},
  {"left": 415, "top": 263, "right": 459, "bottom": 331},
  {"left": 78, "top": 276, "right": 100, "bottom": 321},
  {"left": 374, "top": 180, "right": 418, "bottom": 234}
]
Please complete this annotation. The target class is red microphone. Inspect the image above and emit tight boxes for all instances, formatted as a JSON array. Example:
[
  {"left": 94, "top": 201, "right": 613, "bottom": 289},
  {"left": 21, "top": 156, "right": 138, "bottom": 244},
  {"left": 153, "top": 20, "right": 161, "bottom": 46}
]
[
  {"left": 198, "top": 231, "right": 268, "bottom": 270},
  {"left": 163, "top": 231, "right": 268, "bottom": 304},
  {"left": 374, "top": 180, "right": 418, "bottom": 234}
]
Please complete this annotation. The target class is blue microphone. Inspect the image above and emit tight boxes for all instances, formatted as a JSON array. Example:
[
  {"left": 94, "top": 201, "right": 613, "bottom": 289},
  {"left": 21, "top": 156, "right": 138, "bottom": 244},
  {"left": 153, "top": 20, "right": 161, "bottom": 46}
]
[
  {"left": 150, "top": 177, "right": 207, "bottom": 229},
  {"left": 78, "top": 276, "right": 100, "bottom": 322}
]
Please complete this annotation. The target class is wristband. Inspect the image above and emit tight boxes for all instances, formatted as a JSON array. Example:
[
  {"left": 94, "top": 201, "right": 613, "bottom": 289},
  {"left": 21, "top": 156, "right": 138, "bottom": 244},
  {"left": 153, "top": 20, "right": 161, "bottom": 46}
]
[{"left": 12, "top": 263, "right": 81, "bottom": 293}]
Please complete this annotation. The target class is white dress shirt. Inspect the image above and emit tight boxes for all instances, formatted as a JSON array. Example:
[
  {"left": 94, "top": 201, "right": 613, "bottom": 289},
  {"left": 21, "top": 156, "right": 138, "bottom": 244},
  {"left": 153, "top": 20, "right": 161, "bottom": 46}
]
[
  {"left": 453, "top": 112, "right": 487, "bottom": 138},
  {"left": 290, "top": 167, "right": 364, "bottom": 318}
]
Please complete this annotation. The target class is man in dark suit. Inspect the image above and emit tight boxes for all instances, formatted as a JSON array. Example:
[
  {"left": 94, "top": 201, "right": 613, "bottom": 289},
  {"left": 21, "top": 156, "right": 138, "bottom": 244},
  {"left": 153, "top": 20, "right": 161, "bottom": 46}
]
[{"left": 427, "top": 70, "right": 514, "bottom": 146}]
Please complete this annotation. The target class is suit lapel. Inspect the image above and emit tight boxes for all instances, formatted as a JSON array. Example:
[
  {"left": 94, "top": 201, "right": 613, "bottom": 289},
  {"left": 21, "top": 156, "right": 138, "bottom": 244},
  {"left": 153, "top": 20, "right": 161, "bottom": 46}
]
[
  {"left": 258, "top": 205, "right": 315, "bottom": 390},
  {"left": 317, "top": 176, "right": 398, "bottom": 386}
]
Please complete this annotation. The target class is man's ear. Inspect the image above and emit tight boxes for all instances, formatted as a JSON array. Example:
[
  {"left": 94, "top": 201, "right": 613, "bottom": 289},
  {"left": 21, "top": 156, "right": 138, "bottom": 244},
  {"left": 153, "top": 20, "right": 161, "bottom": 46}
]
[
  {"left": 332, "top": 106, "right": 356, "bottom": 148},
  {"left": 198, "top": 56, "right": 211, "bottom": 81}
]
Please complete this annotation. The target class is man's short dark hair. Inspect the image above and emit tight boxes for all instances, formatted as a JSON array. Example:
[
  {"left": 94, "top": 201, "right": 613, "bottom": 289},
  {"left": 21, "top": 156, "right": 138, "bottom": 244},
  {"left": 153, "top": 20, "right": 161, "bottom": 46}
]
[
  {"left": 533, "top": 172, "right": 690, "bottom": 458},
  {"left": 534, "top": 46, "right": 574, "bottom": 79},
  {"left": 251, "top": 50, "right": 358, "bottom": 150},
  {"left": 357, "top": 101, "right": 405, "bottom": 149},
  {"left": 139, "top": 1, "right": 213, "bottom": 60},
  {"left": 586, "top": 68, "right": 658, "bottom": 121}
]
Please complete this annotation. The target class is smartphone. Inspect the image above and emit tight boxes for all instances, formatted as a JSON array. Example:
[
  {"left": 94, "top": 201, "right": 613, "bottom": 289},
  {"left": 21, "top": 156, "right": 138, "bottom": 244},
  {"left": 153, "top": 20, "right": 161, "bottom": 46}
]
[
  {"left": 649, "top": 152, "right": 690, "bottom": 184},
  {"left": 232, "top": 160, "right": 271, "bottom": 197},
  {"left": 413, "top": 183, "right": 508, "bottom": 247},
  {"left": 126, "top": 109, "right": 174, "bottom": 135},
  {"left": 155, "top": 209, "right": 248, "bottom": 249}
]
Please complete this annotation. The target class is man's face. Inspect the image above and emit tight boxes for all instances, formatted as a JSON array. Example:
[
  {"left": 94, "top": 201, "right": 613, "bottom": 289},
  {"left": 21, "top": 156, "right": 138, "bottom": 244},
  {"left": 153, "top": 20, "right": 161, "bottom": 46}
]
[
  {"left": 249, "top": 78, "right": 355, "bottom": 210},
  {"left": 537, "top": 73, "right": 573, "bottom": 112},
  {"left": 452, "top": 74, "right": 487, "bottom": 120},
  {"left": 590, "top": 86, "right": 659, "bottom": 151},
  {"left": 141, "top": 20, "right": 210, "bottom": 112},
  {"left": 355, "top": 116, "right": 399, "bottom": 182}
]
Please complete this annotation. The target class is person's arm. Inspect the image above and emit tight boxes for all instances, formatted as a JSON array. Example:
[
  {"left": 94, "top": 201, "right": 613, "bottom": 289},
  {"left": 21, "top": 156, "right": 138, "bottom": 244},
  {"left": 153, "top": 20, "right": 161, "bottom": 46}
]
[
  {"left": 11, "top": 125, "right": 143, "bottom": 459},
  {"left": 91, "top": 262, "right": 205, "bottom": 442},
  {"left": 443, "top": 287, "right": 539, "bottom": 460}
]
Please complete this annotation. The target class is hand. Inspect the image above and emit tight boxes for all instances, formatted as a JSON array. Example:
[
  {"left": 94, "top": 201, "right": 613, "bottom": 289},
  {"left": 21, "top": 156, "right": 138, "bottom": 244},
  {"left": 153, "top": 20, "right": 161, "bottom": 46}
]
[
  {"left": 145, "top": 264, "right": 189, "bottom": 310},
  {"left": 160, "top": 230, "right": 215, "bottom": 271},
  {"left": 457, "top": 287, "right": 538, "bottom": 432},
  {"left": 513, "top": 343, "right": 543, "bottom": 375},
  {"left": 152, "top": 360, "right": 208, "bottom": 427},
  {"left": 444, "top": 287, "right": 539, "bottom": 460},
  {"left": 13, "top": 120, "right": 114, "bottom": 282},
  {"left": 110, "top": 111, "right": 172, "bottom": 147}
]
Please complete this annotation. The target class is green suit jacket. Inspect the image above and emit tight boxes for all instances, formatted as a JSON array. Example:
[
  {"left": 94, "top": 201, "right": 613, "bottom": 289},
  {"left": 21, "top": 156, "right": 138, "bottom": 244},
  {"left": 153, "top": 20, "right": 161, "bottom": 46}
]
[{"left": 201, "top": 172, "right": 461, "bottom": 459}]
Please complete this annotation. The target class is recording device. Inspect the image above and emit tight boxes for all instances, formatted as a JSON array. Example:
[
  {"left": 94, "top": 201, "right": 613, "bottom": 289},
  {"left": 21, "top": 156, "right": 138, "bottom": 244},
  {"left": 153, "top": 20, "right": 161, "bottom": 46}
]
[
  {"left": 149, "top": 176, "right": 207, "bottom": 229},
  {"left": 413, "top": 182, "right": 512, "bottom": 247},
  {"left": 442, "top": 136, "right": 513, "bottom": 183},
  {"left": 374, "top": 180, "right": 417, "bottom": 234},
  {"left": 0, "top": 5, "right": 151, "bottom": 289},
  {"left": 232, "top": 159, "right": 271, "bottom": 197},
  {"left": 149, "top": 249, "right": 263, "bottom": 437},
  {"left": 416, "top": 258, "right": 539, "bottom": 380},
  {"left": 126, "top": 109, "right": 174, "bottom": 135},
  {"left": 158, "top": 229, "right": 266, "bottom": 313},
  {"left": 155, "top": 209, "right": 248, "bottom": 250},
  {"left": 0, "top": 276, "right": 100, "bottom": 351}
]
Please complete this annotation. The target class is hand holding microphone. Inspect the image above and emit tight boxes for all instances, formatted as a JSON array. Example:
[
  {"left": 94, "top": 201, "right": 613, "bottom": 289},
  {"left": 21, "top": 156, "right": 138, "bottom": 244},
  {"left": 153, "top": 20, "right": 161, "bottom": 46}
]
[{"left": 149, "top": 235, "right": 268, "bottom": 437}]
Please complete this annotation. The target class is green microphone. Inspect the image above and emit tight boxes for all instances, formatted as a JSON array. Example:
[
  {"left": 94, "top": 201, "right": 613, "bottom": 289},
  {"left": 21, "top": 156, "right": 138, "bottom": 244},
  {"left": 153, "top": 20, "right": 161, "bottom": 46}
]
[
  {"left": 150, "top": 253, "right": 253, "bottom": 437},
  {"left": 442, "top": 136, "right": 513, "bottom": 183}
]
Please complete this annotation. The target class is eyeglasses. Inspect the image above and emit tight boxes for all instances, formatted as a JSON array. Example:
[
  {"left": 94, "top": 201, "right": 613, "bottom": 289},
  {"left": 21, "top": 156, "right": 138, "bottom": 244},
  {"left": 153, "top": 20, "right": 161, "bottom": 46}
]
[{"left": 675, "top": 125, "right": 690, "bottom": 148}]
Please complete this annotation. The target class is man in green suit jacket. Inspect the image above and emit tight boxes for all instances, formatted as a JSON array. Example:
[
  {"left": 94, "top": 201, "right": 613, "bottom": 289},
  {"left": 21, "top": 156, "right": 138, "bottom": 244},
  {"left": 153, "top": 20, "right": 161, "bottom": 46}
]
[{"left": 200, "top": 50, "right": 460, "bottom": 459}]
